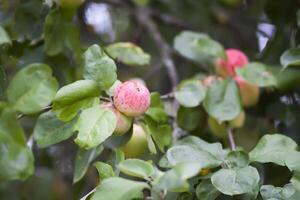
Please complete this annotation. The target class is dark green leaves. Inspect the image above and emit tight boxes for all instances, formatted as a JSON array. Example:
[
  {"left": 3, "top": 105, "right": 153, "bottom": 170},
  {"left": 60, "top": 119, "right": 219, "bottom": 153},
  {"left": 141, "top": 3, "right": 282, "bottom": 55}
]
[
  {"left": 83, "top": 45, "right": 117, "bottom": 90},
  {"left": 52, "top": 80, "right": 100, "bottom": 121},
  {"left": 0, "top": 25, "right": 11, "bottom": 46},
  {"left": 196, "top": 179, "right": 221, "bottom": 200},
  {"left": 106, "top": 42, "right": 151, "bottom": 66},
  {"left": 91, "top": 177, "right": 149, "bottom": 200},
  {"left": 175, "top": 80, "right": 206, "bottom": 108},
  {"left": 6, "top": 63, "right": 58, "bottom": 114},
  {"left": 33, "top": 111, "right": 77, "bottom": 148},
  {"left": 0, "top": 108, "right": 34, "bottom": 181},
  {"left": 203, "top": 79, "right": 241, "bottom": 122},
  {"left": 280, "top": 48, "right": 300, "bottom": 69},
  {"left": 174, "top": 31, "right": 225, "bottom": 63},
  {"left": 94, "top": 162, "right": 115, "bottom": 180},
  {"left": 146, "top": 92, "right": 168, "bottom": 124},
  {"left": 249, "top": 134, "right": 298, "bottom": 166},
  {"left": 75, "top": 106, "right": 117, "bottom": 149},
  {"left": 118, "top": 159, "right": 154, "bottom": 179},
  {"left": 236, "top": 62, "right": 277, "bottom": 87},
  {"left": 211, "top": 166, "right": 260, "bottom": 196}
]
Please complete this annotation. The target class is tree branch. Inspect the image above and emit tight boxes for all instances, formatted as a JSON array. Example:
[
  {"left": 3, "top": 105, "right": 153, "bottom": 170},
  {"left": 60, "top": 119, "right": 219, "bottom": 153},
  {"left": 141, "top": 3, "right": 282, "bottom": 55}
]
[{"left": 226, "top": 126, "right": 236, "bottom": 151}]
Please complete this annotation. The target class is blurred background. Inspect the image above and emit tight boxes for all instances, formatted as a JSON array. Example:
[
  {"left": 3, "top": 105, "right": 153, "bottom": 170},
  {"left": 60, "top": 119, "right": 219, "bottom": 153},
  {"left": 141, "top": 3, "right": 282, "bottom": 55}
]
[{"left": 1, "top": 0, "right": 300, "bottom": 199}]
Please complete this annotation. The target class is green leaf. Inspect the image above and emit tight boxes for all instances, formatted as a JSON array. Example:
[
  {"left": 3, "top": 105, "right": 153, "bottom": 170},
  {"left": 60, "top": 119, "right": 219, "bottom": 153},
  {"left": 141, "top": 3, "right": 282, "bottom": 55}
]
[
  {"left": 44, "top": 9, "right": 80, "bottom": 56},
  {"left": 106, "top": 42, "right": 151, "bottom": 66},
  {"left": 249, "top": 134, "right": 298, "bottom": 166},
  {"left": 52, "top": 80, "right": 101, "bottom": 122},
  {"left": 177, "top": 106, "right": 206, "bottom": 131},
  {"left": 175, "top": 79, "right": 206, "bottom": 108},
  {"left": 280, "top": 48, "right": 300, "bottom": 69},
  {"left": 166, "top": 145, "right": 222, "bottom": 168},
  {"left": 73, "top": 145, "right": 104, "bottom": 183},
  {"left": 33, "top": 111, "right": 77, "bottom": 148},
  {"left": 174, "top": 31, "right": 225, "bottom": 63},
  {"left": 0, "top": 25, "right": 11, "bottom": 46},
  {"left": 0, "top": 108, "right": 34, "bottom": 181},
  {"left": 154, "top": 162, "right": 202, "bottom": 192},
  {"left": 196, "top": 179, "right": 221, "bottom": 200},
  {"left": 93, "top": 161, "right": 115, "bottom": 180},
  {"left": 260, "top": 184, "right": 300, "bottom": 200},
  {"left": 146, "top": 92, "right": 168, "bottom": 123},
  {"left": 291, "top": 172, "right": 300, "bottom": 191},
  {"left": 225, "top": 150, "right": 249, "bottom": 169},
  {"left": 83, "top": 44, "right": 117, "bottom": 90},
  {"left": 118, "top": 159, "right": 154, "bottom": 179},
  {"left": 144, "top": 117, "right": 172, "bottom": 152},
  {"left": 106, "top": 80, "right": 121, "bottom": 97},
  {"left": 211, "top": 166, "right": 260, "bottom": 196},
  {"left": 91, "top": 177, "right": 149, "bottom": 200},
  {"left": 285, "top": 151, "right": 300, "bottom": 171},
  {"left": 203, "top": 79, "right": 241, "bottom": 122},
  {"left": 236, "top": 62, "right": 277, "bottom": 87},
  {"left": 6, "top": 63, "right": 58, "bottom": 114},
  {"left": 75, "top": 106, "right": 117, "bottom": 149}
]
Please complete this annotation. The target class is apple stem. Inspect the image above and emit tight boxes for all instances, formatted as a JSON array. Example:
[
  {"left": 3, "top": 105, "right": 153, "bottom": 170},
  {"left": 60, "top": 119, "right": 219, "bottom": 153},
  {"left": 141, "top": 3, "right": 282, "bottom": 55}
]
[{"left": 226, "top": 127, "right": 236, "bottom": 151}]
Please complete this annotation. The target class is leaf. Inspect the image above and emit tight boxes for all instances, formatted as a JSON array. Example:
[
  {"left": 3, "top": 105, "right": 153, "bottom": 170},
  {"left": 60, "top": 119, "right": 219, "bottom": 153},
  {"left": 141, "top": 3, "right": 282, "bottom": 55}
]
[
  {"left": 93, "top": 162, "right": 115, "bottom": 180},
  {"left": 174, "top": 31, "right": 225, "bottom": 63},
  {"left": 6, "top": 63, "right": 58, "bottom": 114},
  {"left": 249, "top": 134, "right": 298, "bottom": 166},
  {"left": 285, "top": 151, "right": 300, "bottom": 171},
  {"left": 52, "top": 80, "right": 101, "bottom": 122},
  {"left": 196, "top": 179, "right": 221, "bottom": 200},
  {"left": 154, "top": 162, "right": 202, "bottom": 192},
  {"left": 203, "top": 79, "right": 241, "bottom": 122},
  {"left": 73, "top": 145, "right": 104, "bottom": 183},
  {"left": 91, "top": 177, "right": 148, "bottom": 200},
  {"left": 106, "top": 80, "right": 121, "bottom": 97},
  {"left": 33, "top": 111, "right": 77, "bottom": 148},
  {"left": 146, "top": 92, "right": 168, "bottom": 124},
  {"left": 0, "top": 108, "right": 34, "bottom": 181},
  {"left": 44, "top": 9, "right": 80, "bottom": 56},
  {"left": 260, "top": 184, "right": 300, "bottom": 200},
  {"left": 177, "top": 106, "right": 206, "bottom": 131},
  {"left": 236, "top": 62, "right": 277, "bottom": 87},
  {"left": 166, "top": 145, "right": 222, "bottom": 168},
  {"left": 106, "top": 42, "right": 150, "bottom": 66},
  {"left": 280, "top": 48, "right": 300, "bottom": 69},
  {"left": 118, "top": 159, "right": 154, "bottom": 179},
  {"left": 291, "top": 172, "right": 300, "bottom": 191},
  {"left": 75, "top": 106, "right": 117, "bottom": 149},
  {"left": 83, "top": 44, "right": 117, "bottom": 90},
  {"left": 0, "top": 25, "right": 11, "bottom": 46},
  {"left": 225, "top": 150, "right": 249, "bottom": 169},
  {"left": 175, "top": 79, "right": 206, "bottom": 108},
  {"left": 211, "top": 166, "right": 260, "bottom": 196}
]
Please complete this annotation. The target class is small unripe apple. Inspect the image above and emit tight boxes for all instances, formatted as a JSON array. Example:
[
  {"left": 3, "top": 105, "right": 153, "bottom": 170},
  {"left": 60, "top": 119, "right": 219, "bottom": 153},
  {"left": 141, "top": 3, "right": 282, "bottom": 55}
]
[
  {"left": 54, "top": 0, "right": 85, "bottom": 8},
  {"left": 114, "top": 80, "right": 151, "bottom": 117},
  {"left": 122, "top": 124, "right": 148, "bottom": 158},
  {"left": 208, "top": 111, "right": 246, "bottom": 138},
  {"left": 202, "top": 75, "right": 223, "bottom": 87},
  {"left": 234, "top": 76, "right": 259, "bottom": 107},
  {"left": 215, "top": 49, "right": 249, "bottom": 77},
  {"left": 101, "top": 103, "right": 133, "bottom": 136}
]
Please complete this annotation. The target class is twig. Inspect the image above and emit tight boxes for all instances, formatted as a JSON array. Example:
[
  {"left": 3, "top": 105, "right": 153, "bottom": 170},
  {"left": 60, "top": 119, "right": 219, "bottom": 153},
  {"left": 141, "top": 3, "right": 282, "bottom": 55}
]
[
  {"left": 160, "top": 92, "right": 174, "bottom": 100},
  {"left": 100, "top": 96, "right": 112, "bottom": 102},
  {"left": 226, "top": 126, "right": 236, "bottom": 151},
  {"left": 136, "top": 7, "right": 179, "bottom": 88},
  {"left": 17, "top": 105, "right": 52, "bottom": 119},
  {"left": 80, "top": 188, "right": 96, "bottom": 200}
]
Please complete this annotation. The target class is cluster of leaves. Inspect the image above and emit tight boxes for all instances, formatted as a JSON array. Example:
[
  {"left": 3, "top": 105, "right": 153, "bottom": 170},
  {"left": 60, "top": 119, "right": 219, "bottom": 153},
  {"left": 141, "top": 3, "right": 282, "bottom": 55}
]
[{"left": 1, "top": 1, "right": 300, "bottom": 200}]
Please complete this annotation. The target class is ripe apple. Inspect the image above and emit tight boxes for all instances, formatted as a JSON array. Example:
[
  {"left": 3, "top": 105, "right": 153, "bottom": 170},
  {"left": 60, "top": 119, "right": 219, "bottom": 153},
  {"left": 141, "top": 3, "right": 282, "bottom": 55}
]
[
  {"left": 208, "top": 111, "right": 246, "bottom": 138},
  {"left": 114, "top": 80, "right": 151, "bottom": 117},
  {"left": 54, "top": 0, "right": 85, "bottom": 8},
  {"left": 215, "top": 49, "right": 249, "bottom": 77},
  {"left": 101, "top": 103, "right": 133, "bottom": 136},
  {"left": 234, "top": 76, "right": 259, "bottom": 107},
  {"left": 122, "top": 124, "right": 148, "bottom": 158}
]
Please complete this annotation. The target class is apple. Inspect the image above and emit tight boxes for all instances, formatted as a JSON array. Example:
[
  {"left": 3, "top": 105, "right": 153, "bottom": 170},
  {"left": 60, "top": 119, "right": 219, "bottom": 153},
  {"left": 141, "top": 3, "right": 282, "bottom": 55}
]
[
  {"left": 208, "top": 111, "right": 246, "bottom": 138},
  {"left": 54, "top": 0, "right": 85, "bottom": 8},
  {"left": 122, "top": 124, "right": 148, "bottom": 158},
  {"left": 114, "top": 80, "right": 151, "bottom": 117},
  {"left": 215, "top": 49, "right": 249, "bottom": 77},
  {"left": 234, "top": 76, "right": 259, "bottom": 107},
  {"left": 101, "top": 103, "right": 133, "bottom": 136}
]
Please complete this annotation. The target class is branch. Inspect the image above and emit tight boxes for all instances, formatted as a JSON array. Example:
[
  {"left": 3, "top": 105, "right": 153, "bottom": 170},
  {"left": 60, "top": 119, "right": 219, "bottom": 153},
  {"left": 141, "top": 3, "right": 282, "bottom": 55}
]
[
  {"left": 136, "top": 7, "right": 179, "bottom": 88},
  {"left": 226, "top": 126, "right": 236, "bottom": 151}
]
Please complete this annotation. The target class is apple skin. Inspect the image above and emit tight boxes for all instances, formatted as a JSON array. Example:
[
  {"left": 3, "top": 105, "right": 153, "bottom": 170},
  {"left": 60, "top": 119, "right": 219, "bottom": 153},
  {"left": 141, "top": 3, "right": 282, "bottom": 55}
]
[
  {"left": 122, "top": 124, "right": 148, "bottom": 158},
  {"left": 215, "top": 49, "right": 249, "bottom": 77},
  {"left": 114, "top": 80, "right": 151, "bottom": 117},
  {"left": 54, "top": 0, "right": 85, "bottom": 8},
  {"left": 101, "top": 103, "right": 133, "bottom": 136},
  {"left": 234, "top": 76, "right": 259, "bottom": 107},
  {"left": 208, "top": 111, "right": 246, "bottom": 138}
]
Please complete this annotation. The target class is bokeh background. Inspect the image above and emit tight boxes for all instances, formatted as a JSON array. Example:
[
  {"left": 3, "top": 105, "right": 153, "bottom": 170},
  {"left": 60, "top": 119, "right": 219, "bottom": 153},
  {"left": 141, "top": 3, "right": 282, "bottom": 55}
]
[{"left": 1, "top": 0, "right": 300, "bottom": 199}]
